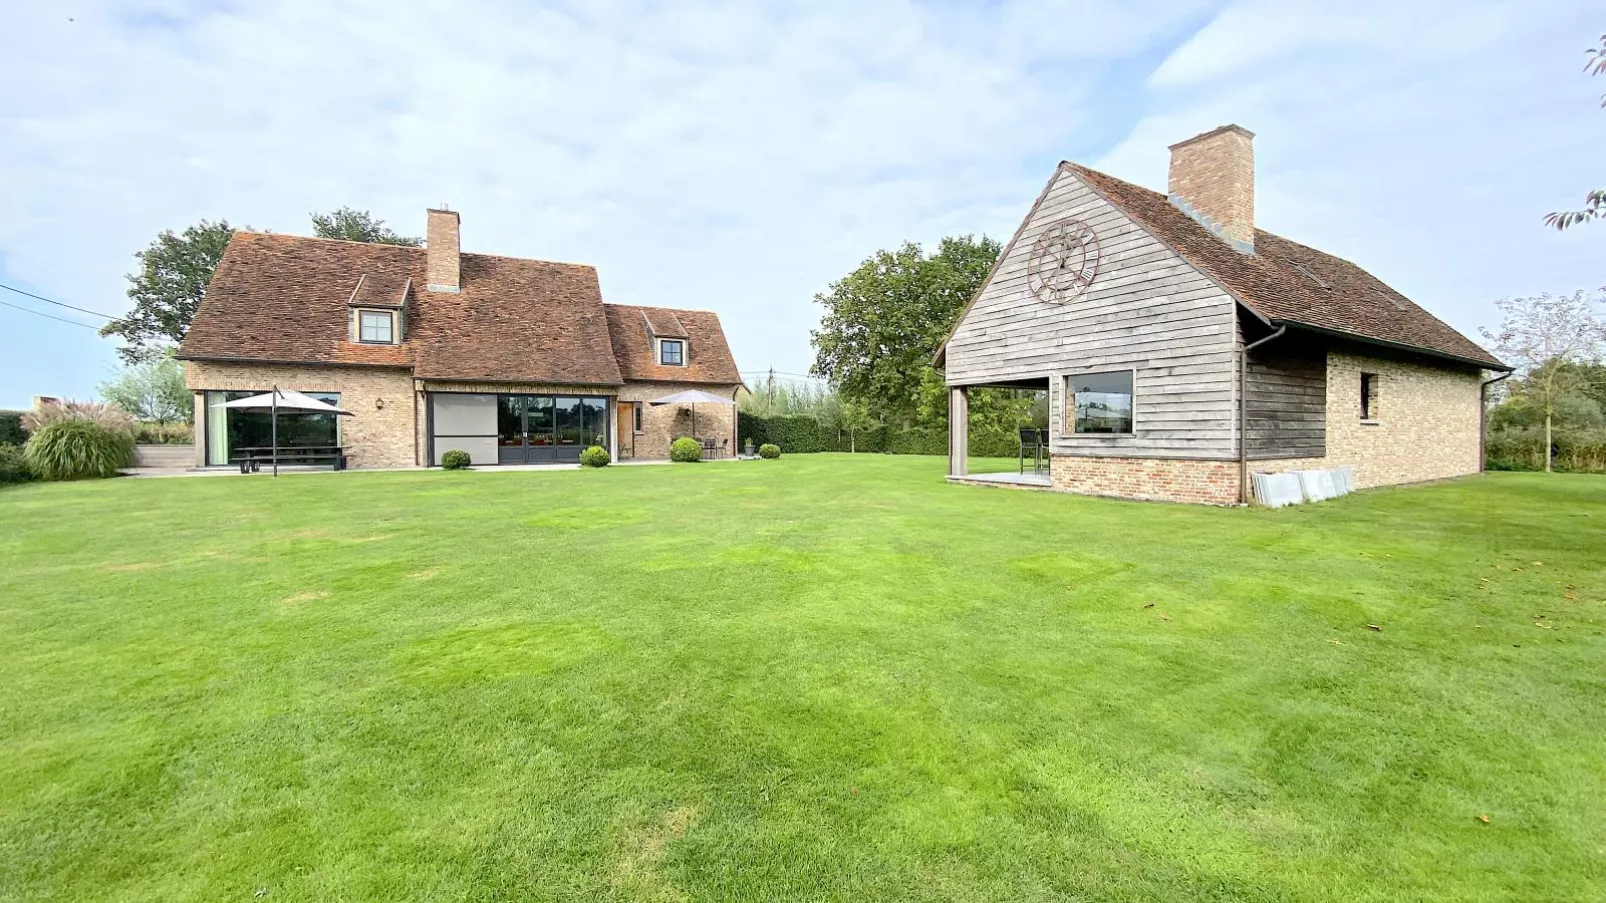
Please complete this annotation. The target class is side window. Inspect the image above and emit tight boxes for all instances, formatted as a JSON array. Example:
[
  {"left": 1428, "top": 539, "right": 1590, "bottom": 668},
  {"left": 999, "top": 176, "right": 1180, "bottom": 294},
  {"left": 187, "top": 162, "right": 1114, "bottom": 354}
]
[
  {"left": 633, "top": 404, "right": 644, "bottom": 432},
  {"left": 1360, "top": 372, "right": 1378, "bottom": 421},
  {"left": 1065, "top": 370, "right": 1134, "bottom": 434}
]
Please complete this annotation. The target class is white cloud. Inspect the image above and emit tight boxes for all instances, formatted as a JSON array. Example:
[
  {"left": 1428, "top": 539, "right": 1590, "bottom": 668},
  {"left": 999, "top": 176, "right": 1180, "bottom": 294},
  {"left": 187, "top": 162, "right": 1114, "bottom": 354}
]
[
  {"left": 0, "top": 0, "right": 1600, "bottom": 406},
  {"left": 0, "top": 0, "right": 1209, "bottom": 403},
  {"left": 1100, "top": 0, "right": 1605, "bottom": 344}
]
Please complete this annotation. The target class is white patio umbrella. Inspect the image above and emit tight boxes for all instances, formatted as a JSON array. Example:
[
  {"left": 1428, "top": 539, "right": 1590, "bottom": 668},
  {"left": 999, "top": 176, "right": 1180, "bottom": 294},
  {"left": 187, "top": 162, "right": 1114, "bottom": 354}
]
[
  {"left": 223, "top": 386, "right": 354, "bottom": 478},
  {"left": 648, "top": 388, "right": 735, "bottom": 440}
]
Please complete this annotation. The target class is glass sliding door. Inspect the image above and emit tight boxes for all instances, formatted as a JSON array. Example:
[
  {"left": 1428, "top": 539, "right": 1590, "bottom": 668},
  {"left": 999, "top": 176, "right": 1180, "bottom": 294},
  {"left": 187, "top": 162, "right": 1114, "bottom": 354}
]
[
  {"left": 525, "top": 396, "right": 555, "bottom": 462},
  {"left": 497, "top": 396, "right": 525, "bottom": 465},
  {"left": 491, "top": 393, "right": 608, "bottom": 464},
  {"left": 582, "top": 398, "right": 608, "bottom": 450},
  {"left": 554, "top": 397, "right": 583, "bottom": 459},
  {"left": 203, "top": 390, "right": 341, "bottom": 466}
]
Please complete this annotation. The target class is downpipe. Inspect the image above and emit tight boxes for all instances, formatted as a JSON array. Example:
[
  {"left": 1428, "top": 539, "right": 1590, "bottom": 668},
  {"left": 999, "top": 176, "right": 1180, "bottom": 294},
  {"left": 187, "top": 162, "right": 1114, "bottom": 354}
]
[
  {"left": 1239, "top": 325, "right": 1288, "bottom": 504},
  {"left": 1479, "top": 371, "right": 1512, "bottom": 472}
]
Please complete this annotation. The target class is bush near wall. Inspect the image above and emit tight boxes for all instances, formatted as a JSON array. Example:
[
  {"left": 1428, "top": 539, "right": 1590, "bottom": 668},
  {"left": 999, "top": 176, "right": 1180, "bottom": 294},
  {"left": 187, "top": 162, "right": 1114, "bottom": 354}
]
[
  {"left": 24, "top": 421, "right": 136, "bottom": 480},
  {"left": 737, "top": 412, "right": 1024, "bottom": 458},
  {"left": 0, "top": 412, "right": 28, "bottom": 446},
  {"left": 0, "top": 445, "right": 32, "bottom": 484},
  {"left": 1485, "top": 428, "right": 1606, "bottom": 473}
]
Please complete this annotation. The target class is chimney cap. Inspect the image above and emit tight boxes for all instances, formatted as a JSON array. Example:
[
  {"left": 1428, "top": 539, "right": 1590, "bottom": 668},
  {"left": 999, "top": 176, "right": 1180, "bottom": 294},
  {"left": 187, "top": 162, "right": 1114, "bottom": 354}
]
[
  {"left": 427, "top": 207, "right": 459, "bottom": 219},
  {"left": 1168, "top": 123, "right": 1255, "bottom": 151}
]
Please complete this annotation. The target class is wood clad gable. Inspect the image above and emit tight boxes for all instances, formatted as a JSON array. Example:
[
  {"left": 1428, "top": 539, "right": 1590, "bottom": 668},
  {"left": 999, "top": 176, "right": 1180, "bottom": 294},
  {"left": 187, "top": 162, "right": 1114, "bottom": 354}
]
[{"left": 942, "top": 164, "right": 1242, "bottom": 460}]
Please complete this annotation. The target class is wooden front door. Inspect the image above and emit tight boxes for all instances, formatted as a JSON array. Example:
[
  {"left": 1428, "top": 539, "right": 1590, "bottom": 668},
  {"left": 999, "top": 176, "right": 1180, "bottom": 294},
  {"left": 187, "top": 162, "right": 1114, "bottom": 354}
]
[{"left": 616, "top": 402, "right": 634, "bottom": 459}]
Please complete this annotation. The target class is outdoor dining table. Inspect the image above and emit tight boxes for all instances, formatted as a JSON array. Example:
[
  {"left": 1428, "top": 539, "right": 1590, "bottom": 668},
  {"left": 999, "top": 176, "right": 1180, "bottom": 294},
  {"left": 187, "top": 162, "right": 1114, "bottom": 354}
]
[{"left": 234, "top": 445, "right": 350, "bottom": 473}]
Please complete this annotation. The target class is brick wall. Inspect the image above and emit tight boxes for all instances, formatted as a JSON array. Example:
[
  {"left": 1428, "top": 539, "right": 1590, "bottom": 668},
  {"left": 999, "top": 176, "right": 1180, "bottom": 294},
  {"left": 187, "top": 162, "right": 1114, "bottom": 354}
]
[
  {"left": 185, "top": 361, "right": 420, "bottom": 468},
  {"left": 1050, "top": 455, "right": 1240, "bottom": 505},
  {"left": 1250, "top": 349, "right": 1482, "bottom": 496},
  {"left": 1167, "top": 125, "right": 1255, "bottom": 248},
  {"left": 617, "top": 382, "right": 741, "bottom": 460}
]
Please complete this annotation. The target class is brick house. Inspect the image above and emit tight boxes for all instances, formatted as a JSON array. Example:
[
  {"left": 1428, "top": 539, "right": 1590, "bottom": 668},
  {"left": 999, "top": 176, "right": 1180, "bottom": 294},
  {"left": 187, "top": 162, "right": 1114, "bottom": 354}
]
[
  {"left": 178, "top": 209, "right": 743, "bottom": 468},
  {"left": 934, "top": 125, "right": 1511, "bottom": 505}
]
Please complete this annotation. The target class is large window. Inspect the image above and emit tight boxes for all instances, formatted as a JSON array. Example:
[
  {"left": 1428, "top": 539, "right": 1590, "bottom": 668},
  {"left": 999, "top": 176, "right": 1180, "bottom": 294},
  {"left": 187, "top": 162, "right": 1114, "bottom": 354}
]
[
  {"left": 1065, "top": 370, "right": 1134, "bottom": 434},
  {"left": 204, "top": 390, "right": 341, "bottom": 465},
  {"left": 483, "top": 393, "right": 610, "bottom": 464},
  {"left": 658, "top": 339, "right": 684, "bottom": 366},
  {"left": 358, "top": 310, "right": 394, "bottom": 344}
]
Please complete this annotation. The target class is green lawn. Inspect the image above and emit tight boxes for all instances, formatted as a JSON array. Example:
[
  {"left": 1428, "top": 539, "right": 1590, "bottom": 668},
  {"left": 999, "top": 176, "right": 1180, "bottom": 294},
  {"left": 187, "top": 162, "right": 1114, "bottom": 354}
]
[{"left": 1, "top": 456, "right": 1603, "bottom": 902}]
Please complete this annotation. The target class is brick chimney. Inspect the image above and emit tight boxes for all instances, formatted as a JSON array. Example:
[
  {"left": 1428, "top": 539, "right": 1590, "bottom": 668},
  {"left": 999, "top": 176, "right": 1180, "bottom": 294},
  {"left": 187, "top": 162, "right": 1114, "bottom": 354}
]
[
  {"left": 426, "top": 208, "right": 460, "bottom": 292},
  {"left": 1167, "top": 124, "right": 1255, "bottom": 253}
]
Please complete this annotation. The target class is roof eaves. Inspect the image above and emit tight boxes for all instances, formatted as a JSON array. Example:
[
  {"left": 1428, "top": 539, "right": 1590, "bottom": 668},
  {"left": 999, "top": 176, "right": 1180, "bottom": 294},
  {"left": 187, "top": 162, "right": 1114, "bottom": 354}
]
[{"left": 1276, "top": 320, "right": 1510, "bottom": 371}]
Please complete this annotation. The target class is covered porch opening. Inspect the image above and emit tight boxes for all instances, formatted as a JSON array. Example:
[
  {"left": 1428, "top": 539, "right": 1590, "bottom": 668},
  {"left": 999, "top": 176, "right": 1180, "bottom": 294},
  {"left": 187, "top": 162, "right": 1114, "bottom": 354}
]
[{"left": 947, "top": 378, "right": 1051, "bottom": 488}]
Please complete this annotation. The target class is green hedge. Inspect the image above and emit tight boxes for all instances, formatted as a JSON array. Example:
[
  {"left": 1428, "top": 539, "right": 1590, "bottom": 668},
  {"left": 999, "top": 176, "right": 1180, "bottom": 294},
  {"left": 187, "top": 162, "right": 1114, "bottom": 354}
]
[
  {"left": 0, "top": 412, "right": 27, "bottom": 446},
  {"left": 738, "top": 413, "right": 1023, "bottom": 458},
  {"left": 0, "top": 444, "right": 32, "bottom": 484},
  {"left": 1485, "top": 428, "right": 1606, "bottom": 473}
]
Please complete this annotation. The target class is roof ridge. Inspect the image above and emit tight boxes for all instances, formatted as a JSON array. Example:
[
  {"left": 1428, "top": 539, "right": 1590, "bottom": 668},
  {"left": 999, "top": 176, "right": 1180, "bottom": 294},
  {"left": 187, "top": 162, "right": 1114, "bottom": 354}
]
[
  {"left": 236, "top": 230, "right": 424, "bottom": 253},
  {"left": 603, "top": 301, "right": 720, "bottom": 315}
]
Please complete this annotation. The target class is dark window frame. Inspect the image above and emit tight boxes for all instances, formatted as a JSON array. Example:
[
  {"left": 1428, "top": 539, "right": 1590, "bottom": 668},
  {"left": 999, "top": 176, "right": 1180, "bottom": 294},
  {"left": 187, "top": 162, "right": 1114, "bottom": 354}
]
[
  {"left": 633, "top": 403, "right": 644, "bottom": 433},
  {"left": 658, "top": 338, "right": 685, "bottom": 366}
]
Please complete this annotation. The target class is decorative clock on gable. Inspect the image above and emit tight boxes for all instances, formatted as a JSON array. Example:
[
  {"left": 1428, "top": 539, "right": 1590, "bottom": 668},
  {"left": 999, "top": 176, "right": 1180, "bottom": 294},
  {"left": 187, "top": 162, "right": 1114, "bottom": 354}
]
[{"left": 1026, "top": 218, "right": 1101, "bottom": 304}]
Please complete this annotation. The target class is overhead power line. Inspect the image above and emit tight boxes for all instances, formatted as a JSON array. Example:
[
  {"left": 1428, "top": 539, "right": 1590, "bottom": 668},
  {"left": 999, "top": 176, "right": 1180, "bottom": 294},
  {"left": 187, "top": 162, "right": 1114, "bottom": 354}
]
[
  {"left": 0, "top": 296, "right": 102, "bottom": 329},
  {"left": 0, "top": 281, "right": 123, "bottom": 322}
]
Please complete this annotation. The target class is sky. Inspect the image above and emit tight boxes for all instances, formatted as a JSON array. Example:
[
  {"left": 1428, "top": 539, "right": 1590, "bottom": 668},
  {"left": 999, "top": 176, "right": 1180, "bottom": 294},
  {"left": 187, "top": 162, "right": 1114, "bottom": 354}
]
[{"left": 0, "top": 0, "right": 1601, "bottom": 409}]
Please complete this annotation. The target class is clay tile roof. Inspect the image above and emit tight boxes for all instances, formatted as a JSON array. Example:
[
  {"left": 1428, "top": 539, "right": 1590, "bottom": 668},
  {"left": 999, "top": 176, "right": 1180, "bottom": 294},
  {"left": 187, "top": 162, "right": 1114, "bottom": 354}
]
[
  {"left": 1065, "top": 163, "right": 1507, "bottom": 370},
  {"left": 604, "top": 303, "right": 741, "bottom": 385},
  {"left": 179, "top": 231, "right": 628, "bottom": 385},
  {"left": 347, "top": 273, "right": 410, "bottom": 309},
  {"left": 641, "top": 309, "right": 689, "bottom": 338}
]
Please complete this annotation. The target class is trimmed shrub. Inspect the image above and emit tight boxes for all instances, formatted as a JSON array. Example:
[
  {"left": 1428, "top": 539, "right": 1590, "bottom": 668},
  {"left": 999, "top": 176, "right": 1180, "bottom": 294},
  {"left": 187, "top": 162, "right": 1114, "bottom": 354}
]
[
  {"left": 24, "top": 420, "right": 135, "bottom": 480},
  {"left": 758, "top": 443, "right": 781, "bottom": 459},
  {"left": 0, "top": 444, "right": 32, "bottom": 484},
  {"left": 440, "top": 449, "right": 472, "bottom": 470},
  {"left": 0, "top": 412, "right": 27, "bottom": 446},
  {"left": 580, "top": 445, "right": 610, "bottom": 468},
  {"left": 670, "top": 437, "right": 702, "bottom": 463}
]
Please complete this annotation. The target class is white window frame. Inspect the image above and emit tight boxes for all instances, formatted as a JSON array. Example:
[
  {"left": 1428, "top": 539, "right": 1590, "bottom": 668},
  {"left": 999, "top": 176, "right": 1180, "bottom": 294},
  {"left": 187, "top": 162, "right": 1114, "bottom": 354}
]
[
  {"left": 357, "top": 309, "right": 396, "bottom": 344},
  {"left": 657, "top": 338, "right": 686, "bottom": 366},
  {"left": 1061, "top": 367, "right": 1137, "bottom": 437}
]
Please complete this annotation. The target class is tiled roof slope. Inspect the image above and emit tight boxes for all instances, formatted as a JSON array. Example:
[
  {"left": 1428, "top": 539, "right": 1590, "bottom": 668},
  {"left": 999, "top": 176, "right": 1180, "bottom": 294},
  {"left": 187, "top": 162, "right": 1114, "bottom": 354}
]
[
  {"left": 1066, "top": 164, "right": 1505, "bottom": 369},
  {"left": 180, "top": 231, "right": 704, "bottom": 385},
  {"left": 603, "top": 303, "right": 742, "bottom": 384}
]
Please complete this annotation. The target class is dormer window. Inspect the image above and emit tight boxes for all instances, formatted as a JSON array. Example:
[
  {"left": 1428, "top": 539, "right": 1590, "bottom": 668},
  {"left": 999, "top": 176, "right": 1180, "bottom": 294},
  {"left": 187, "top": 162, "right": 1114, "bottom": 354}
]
[
  {"left": 358, "top": 310, "right": 395, "bottom": 344},
  {"left": 658, "top": 338, "right": 685, "bottom": 366}
]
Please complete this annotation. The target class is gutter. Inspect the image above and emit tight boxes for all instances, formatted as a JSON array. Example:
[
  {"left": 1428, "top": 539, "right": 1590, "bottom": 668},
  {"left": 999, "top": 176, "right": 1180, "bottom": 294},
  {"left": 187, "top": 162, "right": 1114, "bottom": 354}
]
[
  {"left": 1479, "top": 371, "right": 1513, "bottom": 473},
  {"left": 1239, "top": 325, "right": 1288, "bottom": 504}
]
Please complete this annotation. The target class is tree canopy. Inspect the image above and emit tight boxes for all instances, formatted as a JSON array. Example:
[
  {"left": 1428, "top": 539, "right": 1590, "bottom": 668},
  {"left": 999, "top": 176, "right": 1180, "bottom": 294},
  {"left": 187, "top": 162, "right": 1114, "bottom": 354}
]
[
  {"left": 1545, "top": 33, "right": 1606, "bottom": 230},
  {"left": 104, "top": 208, "right": 419, "bottom": 363},
  {"left": 1481, "top": 289, "right": 1606, "bottom": 470},
  {"left": 99, "top": 352, "right": 190, "bottom": 424},
  {"left": 101, "top": 220, "right": 236, "bottom": 364},
  {"left": 311, "top": 207, "right": 422, "bottom": 246},
  {"left": 810, "top": 235, "right": 1001, "bottom": 427}
]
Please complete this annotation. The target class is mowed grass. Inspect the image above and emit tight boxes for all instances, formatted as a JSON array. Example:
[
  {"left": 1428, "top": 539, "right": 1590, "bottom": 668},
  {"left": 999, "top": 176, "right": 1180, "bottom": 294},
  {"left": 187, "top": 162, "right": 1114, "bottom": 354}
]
[{"left": 1, "top": 456, "right": 1603, "bottom": 902}]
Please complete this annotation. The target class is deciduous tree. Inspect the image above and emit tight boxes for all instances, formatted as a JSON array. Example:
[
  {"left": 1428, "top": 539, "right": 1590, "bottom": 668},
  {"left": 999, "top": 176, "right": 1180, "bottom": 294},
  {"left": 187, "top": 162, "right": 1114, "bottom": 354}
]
[
  {"left": 1545, "top": 33, "right": 1606, "bottom": 230},
  {"left": 101, "top": 220, "right": 235, "bottom": 363},
  {"left": 99, "top": 352, "right": 190, "bottom": 425},
  {"left": 311, "top": 207, "right": 422, "bottom": 246},
  {"left": 810, "top": 235, "right": 1000, "bottom": 427},
  {"left": 1481, "top": 289, "right": 1606, "bottom": 470}
]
